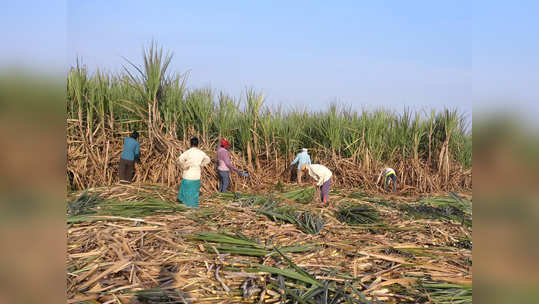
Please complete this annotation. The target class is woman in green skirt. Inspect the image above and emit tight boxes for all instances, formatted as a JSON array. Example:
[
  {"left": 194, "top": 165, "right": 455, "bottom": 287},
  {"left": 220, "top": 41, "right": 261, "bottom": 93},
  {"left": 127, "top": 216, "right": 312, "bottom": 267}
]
[{"left": 177, "top": 137, "right": 211, "bottom": 207}]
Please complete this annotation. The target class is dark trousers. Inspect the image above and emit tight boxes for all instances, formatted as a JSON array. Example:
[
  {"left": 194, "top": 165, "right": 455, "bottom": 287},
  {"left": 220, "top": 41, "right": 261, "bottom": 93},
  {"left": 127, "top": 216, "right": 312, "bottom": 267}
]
[
  {"left": 218, "top": 170, "right": 230, "bottom": 192},
  {"left": 119, "top": 158, "right": 135, "bottom": 183},
  {"left": 385, "top": 174, "right": 397, "bottom": 192}
]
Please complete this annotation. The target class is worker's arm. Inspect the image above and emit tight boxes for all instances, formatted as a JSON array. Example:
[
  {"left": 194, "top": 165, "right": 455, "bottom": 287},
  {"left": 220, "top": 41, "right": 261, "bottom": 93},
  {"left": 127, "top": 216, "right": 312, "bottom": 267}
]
[
  {"left": 178, "top": 153, "right": 187, "bottom": 169},
  {"left": 223, "top": 150, "right": 238, "bottom": 172},
  {"left": 316, "top": 174, "right": 325, "bottom": 187},
  {"left": 306, "top": 155, "right": 311, "bottom": 165},
  {"left": 309, "top": 170, "right": 322, "bottom": 186},
  {"left": 376, "top": 171, "right": 383, "bottom": 184},
  {"left": 290, "top": 154, "right": 299, "bottom": 166},
  {"left": 201, "top": 152, "right": 211, "bottom": 167}
]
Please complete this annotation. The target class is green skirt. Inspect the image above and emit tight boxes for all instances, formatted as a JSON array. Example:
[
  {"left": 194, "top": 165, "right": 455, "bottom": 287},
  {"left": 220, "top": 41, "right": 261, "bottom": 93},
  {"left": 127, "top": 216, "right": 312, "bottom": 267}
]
[{"left": 177, "top": 179, "right": 201, "bottom": 208}]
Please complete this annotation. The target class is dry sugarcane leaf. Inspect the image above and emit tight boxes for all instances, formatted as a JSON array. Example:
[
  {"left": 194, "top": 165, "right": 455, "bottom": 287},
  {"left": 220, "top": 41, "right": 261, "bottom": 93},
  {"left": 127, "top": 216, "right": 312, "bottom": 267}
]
[{"left": 78, "top": 260, "right": 131, "bottom": 291}]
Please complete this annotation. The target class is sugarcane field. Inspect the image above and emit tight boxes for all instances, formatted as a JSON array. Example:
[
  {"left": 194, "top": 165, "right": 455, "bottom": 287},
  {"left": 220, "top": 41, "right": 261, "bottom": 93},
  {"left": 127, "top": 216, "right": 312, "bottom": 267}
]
[{"left": 66, "top": 43, "right": 472, "bottom": 303}]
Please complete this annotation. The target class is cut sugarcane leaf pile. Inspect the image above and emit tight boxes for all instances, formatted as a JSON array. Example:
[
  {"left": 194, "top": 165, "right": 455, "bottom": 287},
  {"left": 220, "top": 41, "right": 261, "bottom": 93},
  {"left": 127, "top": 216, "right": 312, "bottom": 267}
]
[
  {"left": 67, "top": 190, "right": 102, "bottom": 216},
  {"left": 258, "top": 202, "right": 298, "bottom": 224},
  {"left": 258, "top": 203, "right": 326, "bottom": 234},
  {"left": 252, "top": 249, "right": 374, "bottom": 304},
  {"left": 335, "top": 203, "right": 381, "bottom": 225},
  {"left": 216, "top": 191, "right": 270, "bottom": 207},
  {"left": 279, "top": 186, "right": 315, "bottom": 203},
  {"left": 134, "top": 289, "right": 191, "bottom": 303},
  {"left": 67, "top": 191, "right": 187, "bottom": 223},
  {"left": 349, "top": 192, "right": 395, "bottom": 208},
  {"left": 419, "top": 280, "right": 472, "bottom": 304},
  {"left": 186, "top": 232, "right": 316, "bottom": 256},
  {"left": 451, "top": 237, "right": 472, "bottom": 249},
  {"left": 294, "top": 211, "right": 327, "bottom": 235},
  {"left": 400, "top": 203, "right": 472, "bottom": 226},
  {"left": 417, "top": 195, "right": 472, "bottom": 215},
  {"left": 67, "top": 184, "right": 471, "bottom": 303}
]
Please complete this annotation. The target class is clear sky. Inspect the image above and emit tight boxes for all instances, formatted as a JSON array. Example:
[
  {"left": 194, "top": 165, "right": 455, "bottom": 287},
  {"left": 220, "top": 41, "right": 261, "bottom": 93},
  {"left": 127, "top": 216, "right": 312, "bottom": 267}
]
[{"left": 2, "top": 1, "right": 538, "bottom": 118}]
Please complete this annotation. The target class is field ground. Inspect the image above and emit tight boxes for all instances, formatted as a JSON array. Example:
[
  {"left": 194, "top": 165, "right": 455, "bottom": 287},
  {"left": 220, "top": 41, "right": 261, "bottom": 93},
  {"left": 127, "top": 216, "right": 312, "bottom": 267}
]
[{"left": 67, "top": 183, "right": 472, "bottom": 303}]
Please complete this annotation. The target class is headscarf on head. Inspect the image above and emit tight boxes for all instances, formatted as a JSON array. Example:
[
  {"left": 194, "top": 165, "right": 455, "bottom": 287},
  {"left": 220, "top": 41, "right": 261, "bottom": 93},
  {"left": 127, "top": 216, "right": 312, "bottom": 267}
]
[
  {"left": 220, "top": 139, "right": 230, "bottom": 147},
  {"left": 302, "top": 148, "right": 308, "bottom": 152}
]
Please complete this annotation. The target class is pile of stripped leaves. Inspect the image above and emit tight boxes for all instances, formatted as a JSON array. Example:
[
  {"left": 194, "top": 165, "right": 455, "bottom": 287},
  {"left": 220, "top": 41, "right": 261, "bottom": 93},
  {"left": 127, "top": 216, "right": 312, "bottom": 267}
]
[
  {"left": 67, "top": 191, "right": 102, "bottom": 216},
  {"left": 186, "top": 232, "right": 316, "bottom": 257},
  {"left": 258, "top": 202, "right": 327, "bottom": 235},
  {"left": 253, "top": 249, "right": 377, "bottom": 304},
  {"left": 418, "top": 280, "right": 472, "bottom": 304},
  {"left": 278, "top": 186, "right": 316, "bottom": 203},
  {"left": 187, "top": 233, "right": 377, "bottom": 303},
  {"left": 335, "top": 203, "right": 381, "bottom": 225},
  {"left": 400, "top": 194, "right": 472, "bottom": 226},
  {"left": 67, "top": 191, "right": 187, "bottom": 223}
]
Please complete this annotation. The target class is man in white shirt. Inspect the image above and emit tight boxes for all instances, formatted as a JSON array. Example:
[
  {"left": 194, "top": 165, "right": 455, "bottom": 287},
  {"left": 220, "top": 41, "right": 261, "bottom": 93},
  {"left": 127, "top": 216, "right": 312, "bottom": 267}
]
[
  {"left": 301, "top": 164, "right": 332, "bottom": 204},
  {"left": 177, "top": 137, "right": 211, "bottom": 207}
]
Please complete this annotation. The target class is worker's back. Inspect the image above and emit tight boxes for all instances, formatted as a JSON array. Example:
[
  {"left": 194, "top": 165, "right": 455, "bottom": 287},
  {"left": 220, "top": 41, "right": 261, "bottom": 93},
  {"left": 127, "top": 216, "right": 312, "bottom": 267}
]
[
  {"left": 381, "top": 167, "right": 395, "bottom": 176},
  {"left": 179, "top": 147, "right": 210, "bottom": 180},
  {"left": 121, "top": 137, "right": 140, "bottom": 161},
  {"left": 292, "top": 151, "right": 311, "bottom": 168}
]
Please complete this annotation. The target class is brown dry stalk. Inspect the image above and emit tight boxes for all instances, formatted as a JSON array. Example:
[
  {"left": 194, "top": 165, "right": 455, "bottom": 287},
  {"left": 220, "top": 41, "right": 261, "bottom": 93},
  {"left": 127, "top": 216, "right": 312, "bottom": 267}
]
[{"left": 67, "top": 121, "right": 471, "bottom": 194}]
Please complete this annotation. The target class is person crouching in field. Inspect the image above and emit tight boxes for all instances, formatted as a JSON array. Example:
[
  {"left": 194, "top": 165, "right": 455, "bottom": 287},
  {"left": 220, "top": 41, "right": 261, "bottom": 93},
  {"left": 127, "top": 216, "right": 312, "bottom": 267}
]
[
  {"left": 301, "top": 164, "right": 332, "bottom": 204},
  {"left": 290, "top": 148, "right": 311, "bottom": 185},
  {"left": 177, "top": 137, "right": 210, "bottom": 208},
  {"left": 119, "top": 130, "right": 140, "bottom": 183},
  {"left": 216, "top": 139, "right": 245, "bottom": 192},
  {"left": 376, "top": 167, "right": 397, "bottom": 192}
]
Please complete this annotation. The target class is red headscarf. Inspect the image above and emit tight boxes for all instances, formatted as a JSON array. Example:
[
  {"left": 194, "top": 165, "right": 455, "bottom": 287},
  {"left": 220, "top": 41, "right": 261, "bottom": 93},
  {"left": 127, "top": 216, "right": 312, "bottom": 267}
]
[{"left": 220, "top": 139, "right": 230, "bottom": 147}]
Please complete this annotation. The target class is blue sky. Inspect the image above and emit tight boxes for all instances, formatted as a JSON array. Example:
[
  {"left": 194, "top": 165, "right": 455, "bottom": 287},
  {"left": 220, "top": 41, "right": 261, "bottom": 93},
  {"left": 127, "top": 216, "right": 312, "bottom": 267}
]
[{"left": 2, "top": 1, "right": 538, "bottom": 118}]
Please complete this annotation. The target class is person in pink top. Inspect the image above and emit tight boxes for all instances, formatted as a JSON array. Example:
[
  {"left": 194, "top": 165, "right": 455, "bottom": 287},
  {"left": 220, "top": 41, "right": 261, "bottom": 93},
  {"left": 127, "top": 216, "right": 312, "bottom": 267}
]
[{"left": 216, "top": 139, "right": 247, "bottom": 192}]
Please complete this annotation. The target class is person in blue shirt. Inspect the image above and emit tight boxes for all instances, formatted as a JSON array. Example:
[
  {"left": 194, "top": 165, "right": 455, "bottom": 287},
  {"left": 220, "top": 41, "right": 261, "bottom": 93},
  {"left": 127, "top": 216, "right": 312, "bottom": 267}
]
[
  {"left": 119, "top": 130, "right": 140, "bottom": 183},
  {"left": 290, "top": 148, "right": 311, "bottom": 184}
]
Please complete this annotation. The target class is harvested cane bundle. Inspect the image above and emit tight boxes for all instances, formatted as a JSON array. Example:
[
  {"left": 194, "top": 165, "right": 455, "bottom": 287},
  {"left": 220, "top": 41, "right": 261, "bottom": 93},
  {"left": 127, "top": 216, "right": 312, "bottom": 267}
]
[
  {"left": 257, "top": 205, "right": 298, "bottom": 225},
  {"left": 67, "top": 192, "right": 187, "bottom": 223},
  {"left": 67, "top": 191, "right": 102, "bottom": 216},
  {"left": 257, "top": 200, "right": 295, "bottom": 221},
  {"left": 400, "top": 203, "right": 471, "bottom": 226},
  {"left": 96, "top": 199, "right": 188, "bottom": 217},
  {"left": 420, "top": 280, "right": 472, "bottom": 304},
  {"left": 217, "top": 192, "right": 270, "bottom": 207},
  {"left": 279, "top": 187, "right": 315, "bottom": 203},
  {"left": 294, "top": 211, "right": 326, "bottom": 235},
  {"left": 335, "top": 203, "right": 380, "bottom": 225},
  {"left": 252, "top": 249, "right": 374, "bottom": 304},
  {"left": 186, "top": 232, "right": 315, "bottom": 256},
  {"left": 258, "top": 204, "right": 326, "bottom": 235}
]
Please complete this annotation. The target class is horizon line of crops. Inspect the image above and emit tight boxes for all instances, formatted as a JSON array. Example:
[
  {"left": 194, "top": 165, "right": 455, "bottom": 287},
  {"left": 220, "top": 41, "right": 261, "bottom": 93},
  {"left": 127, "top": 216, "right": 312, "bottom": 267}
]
[{"left": 67, "top": 42, "right": 472, "bottom": 170}]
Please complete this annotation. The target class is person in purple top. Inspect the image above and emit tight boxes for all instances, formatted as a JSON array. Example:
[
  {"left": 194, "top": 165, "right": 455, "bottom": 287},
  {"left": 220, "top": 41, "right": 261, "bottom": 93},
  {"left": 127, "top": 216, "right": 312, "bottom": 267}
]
[{"left": 216, "top": 139, "right": 247, "bottom": 192}]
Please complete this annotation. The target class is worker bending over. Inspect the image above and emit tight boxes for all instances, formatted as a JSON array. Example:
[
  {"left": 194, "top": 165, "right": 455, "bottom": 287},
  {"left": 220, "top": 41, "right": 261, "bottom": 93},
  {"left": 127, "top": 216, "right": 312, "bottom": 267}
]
[
  {"left": 177, "top": 137, "right": 210, "bottom": 208},
  {"left": 290, "top": 148, "right": 311, "bottom": 184},
  {"left": 376, "top": 167, "right": 397, "bottom": 192},
  {"left": 301, "top": 164, "right": 332, "bottom": 204}
]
